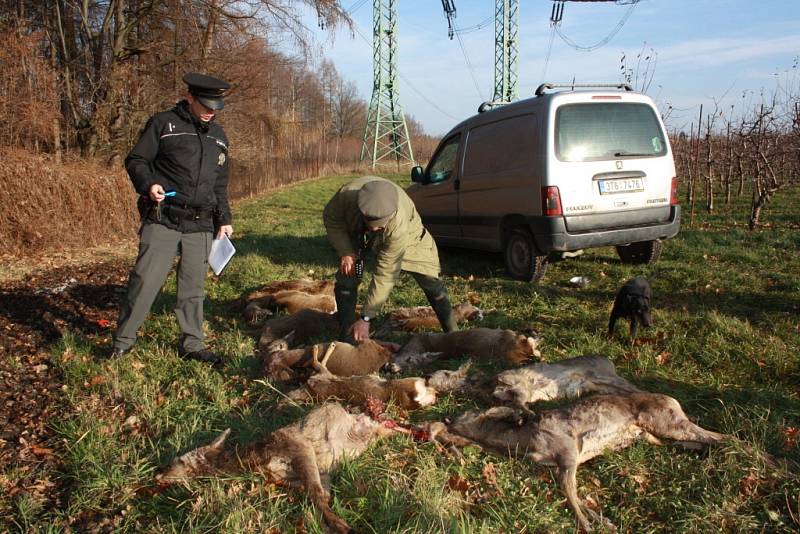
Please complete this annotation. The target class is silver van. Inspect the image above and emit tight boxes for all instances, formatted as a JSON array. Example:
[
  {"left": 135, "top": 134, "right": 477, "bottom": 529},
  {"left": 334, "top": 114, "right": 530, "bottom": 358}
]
[{"left": 407, "top": 83, "right": 681, "bottom": 282}]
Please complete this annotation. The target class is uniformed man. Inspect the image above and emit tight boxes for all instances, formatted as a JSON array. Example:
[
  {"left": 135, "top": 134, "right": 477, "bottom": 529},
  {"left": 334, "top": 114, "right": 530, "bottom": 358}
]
[
  {"left": 110, "top": 73, "right": 233, "bottom": 364},
  {"left": 323, "top": 176, "right": 457, "bottom": 342}
]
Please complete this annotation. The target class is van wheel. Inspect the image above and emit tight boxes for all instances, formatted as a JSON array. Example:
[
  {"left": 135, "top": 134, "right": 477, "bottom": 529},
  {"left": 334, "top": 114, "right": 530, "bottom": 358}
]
[
  {"left": 616, "top": 240, "right": 663, "bottom": 264},
  {"left": 504, "top": 229, "right": 549, "bottom": 282}
]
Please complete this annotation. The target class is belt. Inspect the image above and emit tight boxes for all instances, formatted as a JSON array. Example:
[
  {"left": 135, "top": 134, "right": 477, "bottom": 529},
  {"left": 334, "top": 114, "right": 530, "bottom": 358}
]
[{"left": 164, "top": 204, "right": 214, "bottom": 221}]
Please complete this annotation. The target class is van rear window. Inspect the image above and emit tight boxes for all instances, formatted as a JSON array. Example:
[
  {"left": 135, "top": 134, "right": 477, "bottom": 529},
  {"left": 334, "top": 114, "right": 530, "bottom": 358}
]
[{"left": 555, "top": 103, "right": 667, "bottom": 162}]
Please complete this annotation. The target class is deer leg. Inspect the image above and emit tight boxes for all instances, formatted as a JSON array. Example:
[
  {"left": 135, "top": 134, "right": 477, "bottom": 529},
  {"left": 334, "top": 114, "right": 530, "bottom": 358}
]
[
  {"left": 289, "top": 437, "right": 352, "bottom": 534},
  {"left": 320, "top": 342, "right": 336, "bottom": 370},
  {"left": 556, "top": 451, "right": 595, "bottom": 533}
]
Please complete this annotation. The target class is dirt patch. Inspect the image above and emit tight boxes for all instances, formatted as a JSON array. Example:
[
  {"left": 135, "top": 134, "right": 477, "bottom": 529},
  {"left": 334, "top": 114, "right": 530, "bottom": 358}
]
[{"left": 0, "top": 259, "right": 131, "bottom": 526}]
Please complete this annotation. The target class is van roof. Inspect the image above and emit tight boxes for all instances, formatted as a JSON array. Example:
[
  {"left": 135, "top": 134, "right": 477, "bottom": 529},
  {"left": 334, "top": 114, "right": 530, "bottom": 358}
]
[{"left": 443, "top": 85, "right": 655, "bottom": 137}]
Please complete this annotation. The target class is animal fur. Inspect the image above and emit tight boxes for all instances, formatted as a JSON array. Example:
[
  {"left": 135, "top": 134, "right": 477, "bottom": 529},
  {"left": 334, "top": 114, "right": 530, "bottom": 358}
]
[
  {"left": 375, "top": 302, "right": 483, "bottom": 336},
  {"left": 429, "top": 393, "right": 729, "bottom": 532},
  {"left": 286, "top": 344, "right": 437, "bottom": 410},
  {"left": 425, "top": 360, "right": 474, "bottom": 393},
  {"left": 390, "top": 328, "right": 540, "bottom": 372},
  {"left": 262, "top": 333, "right": 394, "bottom": 380},
  {"left": 257, "top": 308, "right": 340, "bottom": 350},
  {"left": 243, "top": 279, "right": 334, "bottom": 303},
  {"left": 608, "top": 277, "right": 652, "bottom": 341},
  {"left": 493, "top": 355, "right": 640, "bottom": 408},
  {"left": 243, "top": 279, "right": 335, "bottom": 323},
  {"left": 269, "top": 290, "right": 337, "bottom": 314},
  {"left": 155, "top": 403, "right": 396, "bottom": 534}
]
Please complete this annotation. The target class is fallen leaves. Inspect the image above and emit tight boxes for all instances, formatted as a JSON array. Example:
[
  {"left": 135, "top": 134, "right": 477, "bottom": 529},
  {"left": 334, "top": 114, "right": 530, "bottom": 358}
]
[{"left": 780, "top": 427, "right": 799, "bottom": 451}]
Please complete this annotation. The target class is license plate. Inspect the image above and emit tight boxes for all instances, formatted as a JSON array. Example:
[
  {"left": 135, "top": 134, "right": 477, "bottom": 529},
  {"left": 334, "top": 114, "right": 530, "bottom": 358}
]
[{"left": 598, "top": 178, "right": 644, "bottom": 194}]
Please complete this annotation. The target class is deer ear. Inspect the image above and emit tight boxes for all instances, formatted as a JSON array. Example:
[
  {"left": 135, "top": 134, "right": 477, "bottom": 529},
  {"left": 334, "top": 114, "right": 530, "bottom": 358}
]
[
  {"left": 283, "top": 330, "right": 296, "bottom": 344},
  {"left": 209, "top": 428, "right": 231, "bottom": 452}
]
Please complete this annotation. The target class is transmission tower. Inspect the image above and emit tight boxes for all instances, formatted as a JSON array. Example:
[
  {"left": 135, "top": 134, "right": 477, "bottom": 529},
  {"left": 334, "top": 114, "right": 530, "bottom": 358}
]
[
  {"left": 493, "top": 0, "right": 519, "bottom": 103},
  {"left": 360, "top": 0, "right": 414, "bottom": 168}
]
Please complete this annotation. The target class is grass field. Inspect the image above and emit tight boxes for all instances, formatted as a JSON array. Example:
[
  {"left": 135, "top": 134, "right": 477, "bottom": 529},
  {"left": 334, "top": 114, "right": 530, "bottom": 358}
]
[{"left": 9, "top": 174, "right": 800, "bottom": 533}]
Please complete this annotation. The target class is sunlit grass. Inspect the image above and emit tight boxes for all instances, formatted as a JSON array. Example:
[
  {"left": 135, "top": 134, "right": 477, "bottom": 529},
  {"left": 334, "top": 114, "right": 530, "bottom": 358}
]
[{"left": 13, "top": 176, "right": 800, "bottom": 532}]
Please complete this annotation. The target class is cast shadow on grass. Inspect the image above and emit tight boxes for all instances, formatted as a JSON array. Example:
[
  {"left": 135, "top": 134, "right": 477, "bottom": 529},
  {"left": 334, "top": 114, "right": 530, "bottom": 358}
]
[
  {"left": 0, "top": 282, "right": 124, "bottom": 348},
  {"left": 629, "top": 375, "right": 800, "bottom": 460},
  {"left": 652, "top": 285, "right": 799, "bottom": 326},
  {"left": 234, "top": 233, "right": 335, "bottom": 266}
]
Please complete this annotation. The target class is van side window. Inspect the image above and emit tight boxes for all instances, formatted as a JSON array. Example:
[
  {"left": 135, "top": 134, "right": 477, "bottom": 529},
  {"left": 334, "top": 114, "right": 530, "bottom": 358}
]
[
  {"left": 427, "top": 135, "right": 461, "bottom": 184},
  {"left": 462, "top": 114, "right": 537, "bottom": 178}
]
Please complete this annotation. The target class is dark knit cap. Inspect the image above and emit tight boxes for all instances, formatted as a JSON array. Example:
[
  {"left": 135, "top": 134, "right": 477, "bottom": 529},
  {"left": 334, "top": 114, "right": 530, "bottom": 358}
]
[{"left": 358, "top": 180, "right": 398, "bottom": 227}]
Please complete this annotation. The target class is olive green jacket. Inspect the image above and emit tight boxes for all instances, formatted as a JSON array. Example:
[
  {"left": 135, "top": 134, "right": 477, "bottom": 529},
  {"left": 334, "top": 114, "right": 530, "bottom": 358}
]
[{"left": 323, "top": 176, "right": 441, "bottom": 317}]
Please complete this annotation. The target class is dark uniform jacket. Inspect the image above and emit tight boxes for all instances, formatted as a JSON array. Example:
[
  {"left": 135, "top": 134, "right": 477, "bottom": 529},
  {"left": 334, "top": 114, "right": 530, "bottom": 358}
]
[
  {"left": 125, "top": 100, "right": 232, "bottom": 233},
  {"left": 323, "top": 176, "right": 441, "bottom": 318}
]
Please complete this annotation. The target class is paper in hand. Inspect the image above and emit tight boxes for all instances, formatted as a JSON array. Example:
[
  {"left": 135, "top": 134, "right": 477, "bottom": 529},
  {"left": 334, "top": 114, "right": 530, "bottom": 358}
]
[{"left": 208, "top": 234, "right": 236, "bottom": 276}]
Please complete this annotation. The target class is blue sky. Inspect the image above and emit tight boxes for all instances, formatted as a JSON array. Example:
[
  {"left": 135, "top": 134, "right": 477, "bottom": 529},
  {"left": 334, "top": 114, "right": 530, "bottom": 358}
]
[{"left": 301, "top": 0, "right": 800, "bottom": 136}]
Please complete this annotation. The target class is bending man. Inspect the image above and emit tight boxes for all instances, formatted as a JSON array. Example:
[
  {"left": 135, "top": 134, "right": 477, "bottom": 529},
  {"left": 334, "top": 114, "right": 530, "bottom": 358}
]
[{"left": 323, "top": 176, "right": 456, "bottom": 342}]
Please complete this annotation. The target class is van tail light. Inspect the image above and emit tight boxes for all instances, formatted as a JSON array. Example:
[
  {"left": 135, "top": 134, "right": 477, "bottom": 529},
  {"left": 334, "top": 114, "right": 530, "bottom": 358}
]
[
  {"left": 670, "top": 177, "right": 679, "bottom": 205},
  {"left": 542, "top": 186, "right": 563, "bottom": 216}
]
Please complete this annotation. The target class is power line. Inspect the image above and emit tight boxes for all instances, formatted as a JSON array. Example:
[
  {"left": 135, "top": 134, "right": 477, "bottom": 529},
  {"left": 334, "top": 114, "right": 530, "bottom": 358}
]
[
  {"left": 351, "top": 21, "right": 461, "bottom": 121},
  {"left": 453, "top": 24, "right": 486, "bottom": 101},
  {"left": 554, "top": 2, "right": 637, "bottom": 51},
  {"left": 454, "top": 15, "right": 494, "bottom": 35},
  {"left": 540, "top": 25, "right": 557, "bottom": 83},
  {"left": 345, "top": 0, "right": 369, "bottom": 15}
]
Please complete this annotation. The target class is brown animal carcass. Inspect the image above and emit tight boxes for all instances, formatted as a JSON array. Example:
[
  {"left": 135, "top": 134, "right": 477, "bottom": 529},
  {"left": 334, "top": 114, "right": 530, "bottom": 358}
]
[
  {"left": 390, "top": 327, "right": 539, "bottom": 372},
  {"left": 243, "top": 279, "right": 335, "bottom": 323},
  {"left": 377, "top": 302, "right": 483, "bottom": 334},
  {"left": 286, "top": 343, "right": 437, "bottom": 410},
  {"left": 428, "top": 393, "right": 729, "bottom": 532},
  {"left": 262, "top": 333, "right": 394, "bottom": 380},
  {"left": 257, "top": 308, "right": 339, "bottom": 350},
  {"left": 156, "top": 402, "right": 396, "bottom": 534}
]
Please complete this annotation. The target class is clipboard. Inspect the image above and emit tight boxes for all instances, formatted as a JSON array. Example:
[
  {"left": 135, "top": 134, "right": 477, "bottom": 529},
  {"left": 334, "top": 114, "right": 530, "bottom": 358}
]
[{"left": 208, "top": 234, "right": 236, "bottom": 276}]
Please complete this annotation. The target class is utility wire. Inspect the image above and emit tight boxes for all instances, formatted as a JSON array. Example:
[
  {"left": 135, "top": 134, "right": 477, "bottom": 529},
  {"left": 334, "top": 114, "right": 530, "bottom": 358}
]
[
  {"left": 345, "top": 0, "right": 368, "bottom": 15},
  {"left": 555, "top": 2, "right": 637, "bottom": 51},
  {"left": 454, "top": 15, "right": 494, "bottom": 35},
  {"left": 351, "top": 21, "right": 461, "bottom": 121},
  {"left": 540, "top": 25, "right": 557, "bottom": 83},
  {"left": 453, "top": 24, "right": 486, "bottom": 101}
]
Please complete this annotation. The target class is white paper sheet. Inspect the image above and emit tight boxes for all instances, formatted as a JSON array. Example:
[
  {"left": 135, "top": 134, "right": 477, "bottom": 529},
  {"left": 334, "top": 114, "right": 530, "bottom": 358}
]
[{"left": 208, "top": 234, "right": 236, "bottom": 276}]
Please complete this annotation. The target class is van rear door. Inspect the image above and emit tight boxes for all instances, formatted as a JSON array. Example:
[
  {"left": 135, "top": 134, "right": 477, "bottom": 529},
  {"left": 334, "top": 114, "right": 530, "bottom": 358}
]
[{"left": 551, "top": 99, "right": 674, "bottom": 232}]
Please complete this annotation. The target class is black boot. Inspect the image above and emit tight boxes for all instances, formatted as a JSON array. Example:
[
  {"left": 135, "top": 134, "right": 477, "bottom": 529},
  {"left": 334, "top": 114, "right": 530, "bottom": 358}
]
[
  {"left": 334, "top": 275, "right": 360, "bottom": 342},
  {"left": 413, "top": 273, "right": 457, "bottom": 332}
]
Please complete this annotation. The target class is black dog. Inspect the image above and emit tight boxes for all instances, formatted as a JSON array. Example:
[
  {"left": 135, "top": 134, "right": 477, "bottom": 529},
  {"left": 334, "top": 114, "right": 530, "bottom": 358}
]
[{"left": 608, "top": 277, "right": 652, "bottom": 341}]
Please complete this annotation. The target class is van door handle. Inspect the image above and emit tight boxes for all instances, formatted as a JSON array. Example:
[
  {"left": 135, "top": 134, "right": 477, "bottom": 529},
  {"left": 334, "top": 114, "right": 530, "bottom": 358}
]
[{"left": 454, "top": 179, "right": 460, "bottom": 191}]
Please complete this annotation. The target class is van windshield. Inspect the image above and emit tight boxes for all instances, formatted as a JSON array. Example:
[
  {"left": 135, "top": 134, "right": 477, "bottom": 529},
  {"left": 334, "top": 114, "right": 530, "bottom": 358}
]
[{"left": 556, "top": 103, "right": 667, "bottom": 162}]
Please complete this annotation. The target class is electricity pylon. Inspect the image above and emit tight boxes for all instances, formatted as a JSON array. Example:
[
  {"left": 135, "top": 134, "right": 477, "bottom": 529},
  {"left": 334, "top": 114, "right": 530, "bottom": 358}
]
[
  {"left": 493, "top": 0, "right": 519, "bottom": 103},
  {"left": 360, "top": 0, "right": 414, "bottom": 168}
]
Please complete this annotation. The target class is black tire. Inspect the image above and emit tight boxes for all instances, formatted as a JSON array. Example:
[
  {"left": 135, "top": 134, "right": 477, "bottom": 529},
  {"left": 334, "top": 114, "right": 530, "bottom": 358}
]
[
  {"left": 504, "top": 228, "right": 549, "bottom": 282},
  {"left": 616, "top": 239, "right": 663, "bottom": 265}
]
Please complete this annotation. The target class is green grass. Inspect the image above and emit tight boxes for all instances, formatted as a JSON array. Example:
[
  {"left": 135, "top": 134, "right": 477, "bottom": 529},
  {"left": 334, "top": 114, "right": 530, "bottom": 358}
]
[{"left": 10, "top": 175, "right": 800, "bottom": 532}]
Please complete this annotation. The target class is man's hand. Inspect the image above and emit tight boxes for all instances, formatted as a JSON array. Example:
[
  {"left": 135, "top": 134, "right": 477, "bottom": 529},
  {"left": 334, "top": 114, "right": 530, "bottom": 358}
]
[
  {"left": 351, "top": 318, "right": 370, "bottom": 342},
  {"left": 339, "top": 255, "right": 357, "bottom": 277},
  {"left": 149, "top": 184, "right": 166, "bottom": 203},
  {"left": 216, "top": 225, "right": 233, "bottom": 239}
]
